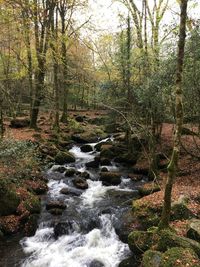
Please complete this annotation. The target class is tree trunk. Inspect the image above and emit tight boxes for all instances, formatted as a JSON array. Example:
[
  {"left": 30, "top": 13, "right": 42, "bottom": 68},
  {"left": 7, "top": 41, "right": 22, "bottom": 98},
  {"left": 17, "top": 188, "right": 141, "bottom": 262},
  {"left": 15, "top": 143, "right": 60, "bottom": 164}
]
[{"left": 159, "top": 0, "right": 188, "bottom": 230}]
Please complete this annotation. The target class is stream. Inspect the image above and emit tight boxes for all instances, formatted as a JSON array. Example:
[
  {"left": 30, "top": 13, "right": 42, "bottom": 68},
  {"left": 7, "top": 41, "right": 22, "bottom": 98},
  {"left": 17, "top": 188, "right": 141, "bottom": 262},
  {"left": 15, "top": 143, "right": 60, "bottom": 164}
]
[{"left": 1, "top": 138, "right": 146, "bottom": 267}]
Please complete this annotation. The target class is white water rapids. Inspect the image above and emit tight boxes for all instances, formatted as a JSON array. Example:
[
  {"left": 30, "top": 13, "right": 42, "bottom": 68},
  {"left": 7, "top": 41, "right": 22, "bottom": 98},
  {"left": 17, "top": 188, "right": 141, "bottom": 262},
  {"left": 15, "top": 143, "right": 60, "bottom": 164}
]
[{"left": 20, "top": 138, "right": 132, "bottom": 267}]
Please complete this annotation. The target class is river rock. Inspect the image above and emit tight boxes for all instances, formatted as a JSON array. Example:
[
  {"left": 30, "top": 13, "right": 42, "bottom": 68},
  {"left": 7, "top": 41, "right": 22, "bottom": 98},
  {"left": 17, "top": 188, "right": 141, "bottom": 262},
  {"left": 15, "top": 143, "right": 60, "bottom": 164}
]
[
  {"left": 65, "top": 168, "right": 76, "bottom": 177},
  {"left": 46, "top": 201, "right": 66, "bottom": 211},
  {"left": 119, "top": 256, "right": 140, "bottom": 267},
  {"left": 138, "top": 182, "right": 160, "bottom": 197},
  {"left": 53, "top": 166, "right": 66, "bottom": 173},
  {"left": 49, "top": 209, "right": 63, "bottom": 215},
  {"left": 100, "top": 158, "right": 112, "bottom": 166},
  {"left": 101, "top": 167, "right": 108, "bottom": 172},
  {"left": 80, "top": 144, "right": 93, "bottom": 152},
  {"left": 142, "top": 250, "right": 162, "bottom": 267},
  {"left": 100, "top": 172, "right": 121, "bottom": 186},
  {"left": 80, "top": 171, "right": 90, "bottom": 179},
  {"left": 24, "top": 214, "right": 39, "bottom": 237},
  {"left": 187, "top": 219, "right": 200, "bottom": 242},
  {"left": 72, "top": 178, "right": 88, "bottom": 190},
  {"left": 54, "top": 221, "right": 74, "bottom": 237},
  {"left": 85, "top": 157, "right": 100, "bottom": 168},
  {"left": 89, "top": 260, "right": 104, "bottom": 267},
  {"left": 54, "top": 151, "right": 75, "bottom": 164},
  {"left": 60, "top": 187, "right": 82, "bottom": 196}
]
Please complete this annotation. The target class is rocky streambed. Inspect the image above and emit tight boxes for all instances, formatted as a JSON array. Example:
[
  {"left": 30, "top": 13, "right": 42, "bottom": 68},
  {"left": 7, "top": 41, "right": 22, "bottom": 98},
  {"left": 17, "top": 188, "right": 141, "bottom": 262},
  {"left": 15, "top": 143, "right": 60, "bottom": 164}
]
[{"left": 1, "top": 137, "right": 148, "bottom": 267}]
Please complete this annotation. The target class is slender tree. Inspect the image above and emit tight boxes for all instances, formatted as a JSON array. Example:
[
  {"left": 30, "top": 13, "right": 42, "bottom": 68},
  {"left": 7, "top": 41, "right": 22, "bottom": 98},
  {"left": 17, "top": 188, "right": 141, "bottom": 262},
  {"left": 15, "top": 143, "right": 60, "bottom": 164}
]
[{"left": 159, "top": 0, "right": 188, "bottom": 229}]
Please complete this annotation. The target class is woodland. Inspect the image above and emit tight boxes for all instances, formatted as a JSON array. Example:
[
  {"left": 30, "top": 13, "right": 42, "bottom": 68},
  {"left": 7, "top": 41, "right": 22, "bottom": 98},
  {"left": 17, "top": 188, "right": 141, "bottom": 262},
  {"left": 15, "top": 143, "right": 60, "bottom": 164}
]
[{"left": 0, "top": 0, "right": 200, "bottom": 266}]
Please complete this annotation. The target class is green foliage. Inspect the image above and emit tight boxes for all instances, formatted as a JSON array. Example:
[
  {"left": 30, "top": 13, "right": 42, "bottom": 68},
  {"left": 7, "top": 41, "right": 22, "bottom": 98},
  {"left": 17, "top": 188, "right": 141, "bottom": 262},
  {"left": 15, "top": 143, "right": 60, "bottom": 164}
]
[{"left": 0, "top": 139, "right": 40, "bottom": 180}]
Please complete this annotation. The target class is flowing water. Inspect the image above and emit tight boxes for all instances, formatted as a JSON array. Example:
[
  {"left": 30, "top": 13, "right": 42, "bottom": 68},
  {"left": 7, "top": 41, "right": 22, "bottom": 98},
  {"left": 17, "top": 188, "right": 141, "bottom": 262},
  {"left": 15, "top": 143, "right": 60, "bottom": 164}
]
[{"left": 0, "top": 138, "right": 146, "bottom": 267}]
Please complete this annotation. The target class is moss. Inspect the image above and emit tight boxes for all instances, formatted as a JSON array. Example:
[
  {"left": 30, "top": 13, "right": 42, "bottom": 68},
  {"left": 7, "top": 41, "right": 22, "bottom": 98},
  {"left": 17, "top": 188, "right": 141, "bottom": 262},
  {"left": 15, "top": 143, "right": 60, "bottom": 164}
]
[
  {"left": 160, "top": 247, "right": 200, "bottom": 267},
  {"left": 24, "top": 194, "right": 41, "bottom": 214},
  {"left": 100, "top": 148, "right": 115, "bottom": 159},
  {"left": 138, "top": 183, "right": 161, "bottom": 197},
  {"left": 132, "top": 200, "right": 161, "bottom": 229},
  {"left": 142, "top": 250, "right": 162, "bottom": 267},
  {"left": 0, "top": 179, "right": 20, "bottom": 216},
  {"left": 55, "top": 151, "right": 75, "bottom": 164},
  {"left": 128, "top": 229, "right": 159, "bottom": 254},
  {"left": 157, "top": 229, "right": 200, "bottom": 257}
]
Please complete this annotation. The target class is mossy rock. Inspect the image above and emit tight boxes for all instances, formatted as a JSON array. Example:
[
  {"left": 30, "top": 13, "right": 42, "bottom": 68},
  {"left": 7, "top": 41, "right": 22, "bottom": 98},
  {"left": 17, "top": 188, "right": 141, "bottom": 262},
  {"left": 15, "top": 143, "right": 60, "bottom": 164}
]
[
  {"left": 132, "top": 199, "right": 161, "bottom": 229},
  {"left": 138, "top": 183, "right": 161, "bottom": 197},
  {"left": 171, "top": 195, "right": 194, "bottom": 220},
  {"left": 187, "top": 219, "right": 200, "bottom": 242},
  {"left": 128, "top": 229, "right": 159, "bottom": 254},
  {"left": 100, "top": 148, "right": 115, "bottom": 159},
  {"left": 119, "top": 256, "right": 140, "bottom": 267},
  {"left": 142, "top": 247, "right": 200, "bottom": 267},
  {"left": 100, "top": 172, "right": 121, "bottom": 186},
  {"left": 157, "top": 229, "right": 200, "bottom": 258},
  {"left": 142, "top": 250, "right": 162, "bottom": 267},
  {"left": 160, "top": 247, "right": 200, "bottom": 267},
  {"left": 55, "top": 151, "right": 75, "bottom": 164},
  {"left": 24, "top": 194, "right": 41, "bottom": 214},
  {"left": 0, "top": 179, "right": 20, "bottom": 216}
]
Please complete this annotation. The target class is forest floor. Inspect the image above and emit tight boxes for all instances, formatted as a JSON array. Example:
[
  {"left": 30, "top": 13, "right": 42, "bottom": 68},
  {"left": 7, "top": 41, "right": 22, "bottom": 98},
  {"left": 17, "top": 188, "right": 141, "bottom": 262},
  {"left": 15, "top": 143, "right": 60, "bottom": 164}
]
[{"left": 0, "top": 111, "right": 200, "bottom": 238}]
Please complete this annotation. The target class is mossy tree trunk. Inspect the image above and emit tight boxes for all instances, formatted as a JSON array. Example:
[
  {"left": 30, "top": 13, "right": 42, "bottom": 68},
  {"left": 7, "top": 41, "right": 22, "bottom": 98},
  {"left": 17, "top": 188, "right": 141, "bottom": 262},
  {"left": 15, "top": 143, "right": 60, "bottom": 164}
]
[{"left": 159, "top": 0, "right": 188, "bottom": 230}]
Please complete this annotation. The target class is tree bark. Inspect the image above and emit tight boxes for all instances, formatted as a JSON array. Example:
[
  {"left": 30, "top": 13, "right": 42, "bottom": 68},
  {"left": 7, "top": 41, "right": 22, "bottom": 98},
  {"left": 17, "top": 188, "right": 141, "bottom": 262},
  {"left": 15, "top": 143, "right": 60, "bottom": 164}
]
[{"left": 159, "top": 0, "right": 188, "bottom": 230}]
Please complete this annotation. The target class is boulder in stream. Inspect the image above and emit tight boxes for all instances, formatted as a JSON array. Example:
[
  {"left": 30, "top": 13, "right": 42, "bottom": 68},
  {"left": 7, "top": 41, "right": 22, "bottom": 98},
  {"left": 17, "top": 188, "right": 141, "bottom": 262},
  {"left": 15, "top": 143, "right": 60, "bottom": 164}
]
[
  {"left": 54, "top": 221, "right": 75, "bottom": 237},
  {"left": 65, "top": 168, "right": 76, "bottom": 177},
  {"left": 80, "top": 144, "right": 93, "bottom": 152},
  {"left": 72, "top": 177, "right": 88, "bottom": 190},
  {"left": 100, "top": 172, "right": 121, "bottom": 186},
  {"left": 46, "top": 201, "right": 66, "bottom": 211},
  {"left": 54, "top": 151, "right": 75, "bottom": 164}
]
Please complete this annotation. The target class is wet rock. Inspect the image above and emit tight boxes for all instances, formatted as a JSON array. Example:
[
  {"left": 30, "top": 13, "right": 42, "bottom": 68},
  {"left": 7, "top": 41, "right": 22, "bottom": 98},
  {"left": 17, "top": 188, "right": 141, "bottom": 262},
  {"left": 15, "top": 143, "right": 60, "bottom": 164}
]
[
  {"left": 119, "top": 256, "right": 140, "bottom": 267},
  {"left": 100, "top": 172, "right": 121, "bottom": 186},
  {"left": 80, "top": 144, "right": 93, "bottom": 152},
  {"left": 101, "top": 167, "right": 108, "bottom": 172},
  {"left": 86, "top": 158, "right": 100, "bottom": 168},
  {"left": 65, "top": 168, "right": 76, "bottom": 177},
  {"left": 94, "top": 141, "right": 111, "bottom": 152},
  {"left": 72, "top": 178, "right": 88, "bottom": 190},
  {"left": 54, "top": 221, "right": 74, "bottom": 237},
  {"left": 114, "top": 153, "right": 138, "bottom": 165},
  {"left": 48, "top": 208, "right": 63, "bottom": 215},
  {"left": 80, "top": 171, "right": 90, "bottom": 179},
  {"left": 0, "top": 179, "right": 20, "bottom": 216},
  {"left": 100, "top": 158, "right": 112, "bottom": 166},
  {"left": 113, "top": 210, "right": 138, "bottom": 243},
  {"left": 100, "top": 147, "right": 114, "bottom": 159},
  {"left": 10, "top": 118, "right": 30, "bottom": 128},
  {"left": 53, "top": 166, "right": 66, "bottom": 173},
  {"left": 107, "top": 189, "right": 139, "bottom": 201},
  {"left": 54, "top": 151, "right": 75, "bottom": 164},
  {"left": 187, "top": 219, "right": 200, "bottom": 242},
  {"left": 60, "top": 187, "right": 82, "bottom": 196},
  {"left": 71, "top": 134, "right": 98, "bottom": 144},
  {"left": 46, "top": 201, "right": 66, "bottom": 211},
  {"left": 89, "top": 260, "right": 104, "bottom": 267}
]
